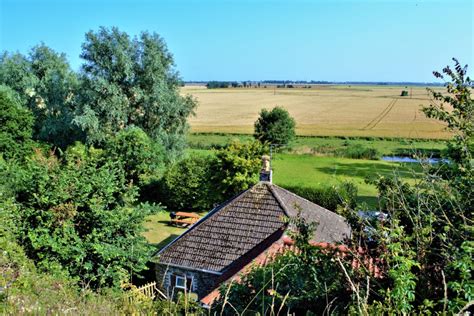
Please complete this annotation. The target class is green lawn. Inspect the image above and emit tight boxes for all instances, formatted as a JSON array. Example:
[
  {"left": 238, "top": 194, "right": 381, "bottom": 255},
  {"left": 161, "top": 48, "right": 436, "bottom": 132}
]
[
  {"left": 142, "top": 211, "right": 207, "bottom": 250},
  {"left": 142, "top": 212, "right": 188, "bottom": 249},
  {"left": 271, "top": 153, "right": 421, "bottom": 207}
]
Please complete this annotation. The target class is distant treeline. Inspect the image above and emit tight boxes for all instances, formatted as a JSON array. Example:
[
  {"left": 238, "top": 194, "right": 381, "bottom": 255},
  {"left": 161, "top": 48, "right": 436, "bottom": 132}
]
[
  {"left": 193, "top": 80, "right": 445, "bottom": 88},
  {"left": 206, "top": 81, "right": 263, "bottom": 88}
]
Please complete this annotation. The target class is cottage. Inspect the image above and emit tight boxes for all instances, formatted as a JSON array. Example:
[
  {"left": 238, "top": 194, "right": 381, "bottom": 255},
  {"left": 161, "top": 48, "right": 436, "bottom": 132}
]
[{"left": 153, "top": 157, "right": 351, "bottom": 306}]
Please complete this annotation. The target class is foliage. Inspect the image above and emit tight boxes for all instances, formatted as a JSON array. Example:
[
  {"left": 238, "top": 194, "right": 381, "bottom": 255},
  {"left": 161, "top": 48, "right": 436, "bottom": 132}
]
[
  {"left": 154, "top": 292, "right": 206, "bottom": 315},
  {"left": 423, "top": 58, "right": 473, "bottom": 210},
  {"left": 282, "top": 181, "right": 358, "bottom": 211},
  {"left": 158, "top": 154, "right": 219, "bottom": 212},
  {"left": 356, "top": 60, "right": 474, "bottom": 313},
  {"left": 212, "top": 140, "right": 267, "bottom": 199},
  {"left": 254, "top": 106, "right": 296, "bottom": 146},
  {"left": 75, "top": 26, "right": 196, "bottom": 159},
  {"left": 104, "top": 126, "right": 165, "bottom": 185},
  {"left": 1, "top": 145, "right": 156, "bottom": 288},
  {"left": 335, "top": 144, "right": 380, "bottom": 160},
  {"left": 0, "top": 85, "right": 34, "bottom": 160},
  {"left": 0, "top": 195, "right": 125, "bottom": 314},
  {"left": 0, "top": 45, "right": 81, "bottom": 148},
  {"left": 156, "top": 141, "right": 266, "bottom": 212},
  {"left": 187, "top": 133, "right": 446, "bottom": 158}
]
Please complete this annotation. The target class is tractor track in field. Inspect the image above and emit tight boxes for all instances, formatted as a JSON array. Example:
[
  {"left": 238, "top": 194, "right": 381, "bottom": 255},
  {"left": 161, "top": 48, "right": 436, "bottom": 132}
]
[{"left": 361, "top": 98, "right": 399, "bottom": 130}]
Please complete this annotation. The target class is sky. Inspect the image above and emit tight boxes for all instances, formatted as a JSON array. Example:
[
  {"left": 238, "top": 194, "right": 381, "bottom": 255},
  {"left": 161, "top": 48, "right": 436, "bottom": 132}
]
[{"left": 0, "top": 0, "right": 472, "bottom": 82}]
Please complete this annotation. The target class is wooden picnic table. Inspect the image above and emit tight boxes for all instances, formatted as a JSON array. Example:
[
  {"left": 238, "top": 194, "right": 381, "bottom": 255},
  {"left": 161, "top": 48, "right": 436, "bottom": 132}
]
[{"left": 170, "top": 211, "right": 200, "bottom": 226}]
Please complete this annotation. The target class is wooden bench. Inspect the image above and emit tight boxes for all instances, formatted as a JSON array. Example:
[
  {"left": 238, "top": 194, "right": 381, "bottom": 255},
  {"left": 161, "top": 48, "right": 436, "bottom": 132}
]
[{"left": 170, "top": 212, "right": 200, "bottom": 227}]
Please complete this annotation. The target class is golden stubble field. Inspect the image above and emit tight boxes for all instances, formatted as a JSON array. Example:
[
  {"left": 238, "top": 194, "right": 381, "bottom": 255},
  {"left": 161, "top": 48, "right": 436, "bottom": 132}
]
[{"left": 183, "top": 85, "right": 451, "bottom": 139}]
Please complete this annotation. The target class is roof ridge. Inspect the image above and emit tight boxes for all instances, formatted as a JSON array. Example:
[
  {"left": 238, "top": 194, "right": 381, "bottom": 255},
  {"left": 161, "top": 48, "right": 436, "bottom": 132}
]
[{"left": 265, "top": 182, "right": 291, "bottom": 218}]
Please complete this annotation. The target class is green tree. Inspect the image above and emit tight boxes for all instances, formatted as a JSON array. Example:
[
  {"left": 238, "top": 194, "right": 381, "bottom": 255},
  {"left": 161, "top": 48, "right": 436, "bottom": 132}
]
[
  {"left": 212, "top": 140, "right": 266, "bottom": 199},
  {"left": 254, "top": 106, "right": 296, "bottom": 146},
  {"left": 0, "top": 85, "right": 34, "bottom": 160},
  {"left": 104, "top": 126, "right": 165, "bottom": 185},
  {"left": 75, "top": 27, "right": 197, "bottom": 159},
  {"left": 0, "top": 45, "right": 81, "bottom": 147}
]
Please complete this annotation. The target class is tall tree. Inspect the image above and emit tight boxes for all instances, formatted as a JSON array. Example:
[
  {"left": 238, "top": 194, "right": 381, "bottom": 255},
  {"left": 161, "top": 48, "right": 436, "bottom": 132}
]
[
  {"left": 75, "top": 27, "right": 197, "bottom": 159},
  {"left": 0, "top": 45, "right": 80, "bottom": 147},
  {"left": 254, "top": 106, "right": 296, "bottom": 146},
  {"left": 0, "top": 85, "right": 34, "bottom": 160}
]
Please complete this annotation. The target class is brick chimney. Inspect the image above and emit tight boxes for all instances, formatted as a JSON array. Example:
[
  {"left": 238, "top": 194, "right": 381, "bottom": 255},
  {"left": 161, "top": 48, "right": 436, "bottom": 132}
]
[{"left": 260, "top": 155, "right": 272, "bottom": 183}]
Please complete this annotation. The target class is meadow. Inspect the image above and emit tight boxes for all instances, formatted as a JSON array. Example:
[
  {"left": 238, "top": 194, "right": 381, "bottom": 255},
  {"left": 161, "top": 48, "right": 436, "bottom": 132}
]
[{"left": 184, "top": 85, "right": 450, "bottom": 139}]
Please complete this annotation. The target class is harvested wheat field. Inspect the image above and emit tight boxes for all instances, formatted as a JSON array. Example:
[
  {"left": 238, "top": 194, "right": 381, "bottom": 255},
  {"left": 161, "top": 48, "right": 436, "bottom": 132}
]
[{"left": 184, "top": 85, "right": 451, "bottom": 139}]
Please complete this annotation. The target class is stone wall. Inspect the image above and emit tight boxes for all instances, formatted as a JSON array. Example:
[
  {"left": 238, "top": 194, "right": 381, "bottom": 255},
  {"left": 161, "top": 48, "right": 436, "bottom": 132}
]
[{"left": 154, "top": 263, "right": 220, "bottom": 299}]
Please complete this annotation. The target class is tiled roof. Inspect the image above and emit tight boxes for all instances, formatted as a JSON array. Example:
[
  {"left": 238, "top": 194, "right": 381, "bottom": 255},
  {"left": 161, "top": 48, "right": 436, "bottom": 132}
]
[
  {"left": 270, "top": 185, "right": 351, "bottom": 243},
  {"left": 157, "top": 182, "right": 350, "bottom": 273}
]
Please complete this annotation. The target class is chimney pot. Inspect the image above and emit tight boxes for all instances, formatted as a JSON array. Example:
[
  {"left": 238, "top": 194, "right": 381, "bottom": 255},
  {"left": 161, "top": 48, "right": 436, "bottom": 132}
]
[{"left": 260, "top": 155, "right": 272, "bottom": 182}]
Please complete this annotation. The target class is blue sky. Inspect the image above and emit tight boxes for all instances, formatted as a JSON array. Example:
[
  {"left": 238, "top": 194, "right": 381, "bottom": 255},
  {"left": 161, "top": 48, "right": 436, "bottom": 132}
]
[{"left": 1, "top": 0, "right": 472, "bottom": 82}]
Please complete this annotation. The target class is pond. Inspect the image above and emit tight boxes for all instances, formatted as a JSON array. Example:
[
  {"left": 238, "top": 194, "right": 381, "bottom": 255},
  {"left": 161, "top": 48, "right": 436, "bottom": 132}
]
[{"left": 381, "top": 156, "right": 448, "bottom": 164}]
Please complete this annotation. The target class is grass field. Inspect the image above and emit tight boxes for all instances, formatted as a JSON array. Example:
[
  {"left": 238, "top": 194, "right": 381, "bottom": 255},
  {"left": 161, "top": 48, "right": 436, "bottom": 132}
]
[
  {"left": 188, "top": 133, "right": 447, "bottom": 157},
  {"left": 271, "top": 153, "right": 421, "bottom": 207},
  {"left": 184, "top": 85, "right": 450, "bottom": 139}
]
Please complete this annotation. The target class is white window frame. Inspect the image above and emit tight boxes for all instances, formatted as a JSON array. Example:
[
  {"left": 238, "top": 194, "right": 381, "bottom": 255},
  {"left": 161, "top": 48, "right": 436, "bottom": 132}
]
[{"left": 175, "top": 275, "right": 186, "bottom": 289}]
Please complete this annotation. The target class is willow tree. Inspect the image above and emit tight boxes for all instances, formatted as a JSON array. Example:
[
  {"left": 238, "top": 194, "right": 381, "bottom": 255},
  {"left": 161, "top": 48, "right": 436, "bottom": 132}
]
[
  {"left": 0, "top": 45, "right": 80, "bottom": 147},
  {"left": 75, "top": 27, "right": 196, "bottom": 159}
]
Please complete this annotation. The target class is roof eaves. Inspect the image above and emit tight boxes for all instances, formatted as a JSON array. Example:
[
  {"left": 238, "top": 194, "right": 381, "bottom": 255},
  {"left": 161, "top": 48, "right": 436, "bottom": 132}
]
[{"left": 157, "top": 261, "right": 223, "bottom": 275}]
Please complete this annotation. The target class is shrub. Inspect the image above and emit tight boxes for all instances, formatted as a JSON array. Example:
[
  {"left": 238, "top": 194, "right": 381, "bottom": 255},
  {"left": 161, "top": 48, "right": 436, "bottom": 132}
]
[
  {"left": 3, "top": 146, "right": 155, "bottom": 288},
  {"left": 336, "top": 144, "right": 380, "bottom": 160},
  {"left": 212, "top": 140, "right": 267, "bottom": 200},
  {"left": 157, "top": 155, "right": 218, "bottom": 212},
  {"left": 282, "top": 182, "right": 358, "bottom": 211}
]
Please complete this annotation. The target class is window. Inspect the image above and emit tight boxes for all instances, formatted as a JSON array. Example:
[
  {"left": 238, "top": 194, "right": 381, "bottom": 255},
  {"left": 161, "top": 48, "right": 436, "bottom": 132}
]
[
  {"left": 170, "top": 273, "right": 194, "bottom": 293},
  {"left": 175, "top": 275, "right": 186, "bottom": 289}
]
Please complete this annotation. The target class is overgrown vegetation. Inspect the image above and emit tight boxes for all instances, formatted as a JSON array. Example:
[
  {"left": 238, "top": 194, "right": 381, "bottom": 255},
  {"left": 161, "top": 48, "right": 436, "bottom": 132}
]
[
  {"left": 0, "top": 27, "right": 197, "bottom": 313},
  {"left": 214, "top": 216, "right": 350, "bottom": 315}
]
